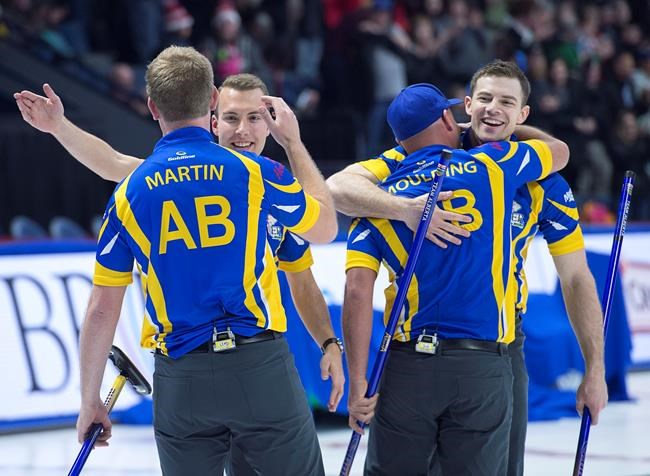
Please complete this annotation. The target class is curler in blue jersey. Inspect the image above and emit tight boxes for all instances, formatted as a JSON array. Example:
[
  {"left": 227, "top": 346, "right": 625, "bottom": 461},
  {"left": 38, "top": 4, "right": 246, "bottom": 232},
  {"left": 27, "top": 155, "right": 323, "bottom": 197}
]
[{"left": 339, "top": 149, "right": 452, "bottom": 476}]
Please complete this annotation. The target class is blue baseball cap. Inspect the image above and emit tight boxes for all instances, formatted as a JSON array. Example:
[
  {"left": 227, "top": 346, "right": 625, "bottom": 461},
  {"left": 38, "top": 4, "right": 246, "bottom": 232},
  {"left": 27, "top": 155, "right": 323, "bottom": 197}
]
[{"left": 387, "top": 83, "right": 462, "bottom": 141}]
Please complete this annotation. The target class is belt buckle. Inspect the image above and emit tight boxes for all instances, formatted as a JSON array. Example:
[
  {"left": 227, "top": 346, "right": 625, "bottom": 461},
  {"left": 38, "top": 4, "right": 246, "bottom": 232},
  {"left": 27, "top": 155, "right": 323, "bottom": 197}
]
[
  {"left": 415, "top": 331, "right": 438, "bottom": 355},
  {"left": 212, "top": 327, "right": 236, "bottom": 352}
]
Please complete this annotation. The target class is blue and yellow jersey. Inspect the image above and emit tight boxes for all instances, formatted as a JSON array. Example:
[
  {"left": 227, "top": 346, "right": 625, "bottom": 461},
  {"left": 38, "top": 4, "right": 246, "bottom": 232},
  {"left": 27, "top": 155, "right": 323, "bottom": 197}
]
[
  {"left": 347, "top": 141, "right": 552, "bottom": 344},
  {"left": 266, "top": 213, "right": 313, "bottom": 273},
  {"left": 362, "top": 143, "right": 584, "bottom": 316},
  {"left": 93, "top": 127, "right": 320, "bottom": 358},
  {"left": 510, "top": 173, "right": 584, "bottom": 313}
]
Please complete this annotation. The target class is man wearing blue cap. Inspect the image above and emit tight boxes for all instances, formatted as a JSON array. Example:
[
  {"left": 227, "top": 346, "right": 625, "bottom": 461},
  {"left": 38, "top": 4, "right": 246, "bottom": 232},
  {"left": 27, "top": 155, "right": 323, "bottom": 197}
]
[
  {"left": 339, "top": 80, "right": 570, "bottom": 473},
  {"left": 330, "top": 60, "right": 607, "bottom": 476}
]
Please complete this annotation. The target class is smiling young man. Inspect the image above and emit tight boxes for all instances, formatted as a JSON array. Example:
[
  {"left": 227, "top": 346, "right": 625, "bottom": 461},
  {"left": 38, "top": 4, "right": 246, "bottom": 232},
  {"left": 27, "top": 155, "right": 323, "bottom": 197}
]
[
  {"left": 327, "top": 60, "right": 607, "bottom": 476},
  {"left": 15, "top": 69, "right": 343, "bottom": 475}
]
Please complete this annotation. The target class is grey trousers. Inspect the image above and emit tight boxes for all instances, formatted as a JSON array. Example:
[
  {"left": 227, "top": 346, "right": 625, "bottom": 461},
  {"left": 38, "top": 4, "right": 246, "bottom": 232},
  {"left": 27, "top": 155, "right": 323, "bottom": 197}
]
[
  {"left": 507, "top": 315, "right": 528, "bottom": 476},
  {"left": 365, "top": 346, "right": 513, "bottom": 476},
  {"left": 428, "top": 318, "right": 527, "bottom": 476},
  {"left": 153, "top": 338, "right": 324, "bottom": 476}
]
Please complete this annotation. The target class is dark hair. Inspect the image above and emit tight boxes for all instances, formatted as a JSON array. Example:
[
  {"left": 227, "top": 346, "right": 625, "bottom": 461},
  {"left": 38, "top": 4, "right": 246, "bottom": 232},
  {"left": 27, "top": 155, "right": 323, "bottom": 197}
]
[{"left": 469, "top": 60, "right": 531, "bottom": 104}]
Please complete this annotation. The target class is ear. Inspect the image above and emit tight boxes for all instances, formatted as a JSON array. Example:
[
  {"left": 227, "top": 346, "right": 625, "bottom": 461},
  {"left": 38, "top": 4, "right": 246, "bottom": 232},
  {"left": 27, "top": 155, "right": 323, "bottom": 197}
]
[
  {"left": 211, "top": 113, "right": 219, "bottom": 136},
  {"left": 517, "top": 104, "right": 531, "bottom": 124},
  {"left": 440, "top": 109, "right": 456, "bottom": 132},
  {"left": 464, "top": 95, "right": 473, "bottom": 116},
  {"left": 148, "top": 97, "right": 160, "bottom": 121},
  {"left": 209, "top": 85, "right": 219, "bottom": 112}
]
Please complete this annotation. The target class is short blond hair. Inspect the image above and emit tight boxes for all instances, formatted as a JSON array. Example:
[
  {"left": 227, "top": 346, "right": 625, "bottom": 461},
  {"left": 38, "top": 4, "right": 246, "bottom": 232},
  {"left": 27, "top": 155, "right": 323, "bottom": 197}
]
[
  {"left": 146, "top": 46, "right": 214, "bottom": 122},
  {"left": 219, "top": 73, "right": 269, "bottom": 95}
]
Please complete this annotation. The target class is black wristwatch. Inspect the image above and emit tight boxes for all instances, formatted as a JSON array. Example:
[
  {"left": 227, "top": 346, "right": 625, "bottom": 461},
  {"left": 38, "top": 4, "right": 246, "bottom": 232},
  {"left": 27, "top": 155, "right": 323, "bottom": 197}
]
[{"left": 321, "top": 337, "right": 344, "bottom": 354}]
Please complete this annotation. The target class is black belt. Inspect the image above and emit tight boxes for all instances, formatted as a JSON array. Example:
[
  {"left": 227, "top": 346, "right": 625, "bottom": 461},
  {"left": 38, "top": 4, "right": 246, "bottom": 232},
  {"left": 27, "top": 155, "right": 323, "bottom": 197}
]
[
  {"left": 390, "top": 338, "right": 508, "bottom": 355},
  {"left": 179, "top": 330, "right": 283, "bottom": 354}
]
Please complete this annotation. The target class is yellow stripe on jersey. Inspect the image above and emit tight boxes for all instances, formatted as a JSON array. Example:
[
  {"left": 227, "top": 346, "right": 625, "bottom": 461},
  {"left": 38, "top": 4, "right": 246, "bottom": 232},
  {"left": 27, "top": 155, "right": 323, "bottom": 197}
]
[
  {"left": 548, "top": 226, "right": 585, "bottom": 256},
  {"left": 383, "top": 275, "right": 406, "bottom": 342},
  {"left": 359, "top": 147, "right": 408, "bottom": 181},
  {"left": 135, "top": 263, "right": 160, "bottom": 351},
  {"left": 546, "top": 198, "right": 580, "bottom": 220},
  {"left": 472, "top": 152, "right": 510, "bottom": 342},
  {"left": 523, "top": 140, "right": 553, "bottom": 179},
  {"left": 278, "top": 247, "right": 314, "bottom": 273},
  {"left": 93, "top": 261, "right": 133, "bottom": 286},
  {"left": 235, "top": 153, "right": 268, "bottom": 326},
  {"left": 258, "top": 243, "right": 287, "bottom": 331},
  {"left": 346, "top": 249, "right": 380, "bottom": 272},
  {"left": 358, "top": 158, "right": 392, "bottom": 181},
  {"left": 114, "top": 176, "right": 150, "bottom": 256},
  {"left": 97, "top": 204, "right": 115, "bottom": 241},
  {"left": 382, "top": 148, "right": 407, "bottom": 161},
  {"left": 497, "top": 142, "right": 519, "bottom": 163},
  {"left": 264, "top": 179, "right": 303, "bottom": 193},
  {"left": 369, "top": 218, "right": 419, "bottom": 341},
  {"left": 514, "top": 183, "right": 545, "bottom": 312},
  {"left": 290, "top": 194, "right": 321, "bottom": 235},
  {"left": 113, "top": 176, "right": 173, "bottom": 345},
  {"left": 503, "top": 272, "right": 518, "bottom": 343},
  {"left": 146, "top": 265, "right": 170, "bottom": 353}
]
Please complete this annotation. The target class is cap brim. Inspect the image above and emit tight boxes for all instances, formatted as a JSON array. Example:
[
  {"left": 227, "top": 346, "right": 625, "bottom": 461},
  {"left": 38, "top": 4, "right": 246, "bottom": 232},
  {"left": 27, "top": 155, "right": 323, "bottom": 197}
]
[{"left": 447, "top": 98, "right": 463, "bottom": 107}]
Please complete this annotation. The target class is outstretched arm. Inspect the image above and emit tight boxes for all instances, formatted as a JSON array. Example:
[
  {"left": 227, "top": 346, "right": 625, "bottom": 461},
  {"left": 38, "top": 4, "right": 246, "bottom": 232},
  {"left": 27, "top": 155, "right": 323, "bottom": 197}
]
[
  {"left": 285, "top": 269, "right": 345, "bottom": 412},
  {"left": 553, "top": 250, "right": 608, "bottom": 424},
  {"left": 14, "top": 83, "right": 143, "bottom": 182},
  {"left": 327, "top": 163, "right": 471, "bottom": 248}
]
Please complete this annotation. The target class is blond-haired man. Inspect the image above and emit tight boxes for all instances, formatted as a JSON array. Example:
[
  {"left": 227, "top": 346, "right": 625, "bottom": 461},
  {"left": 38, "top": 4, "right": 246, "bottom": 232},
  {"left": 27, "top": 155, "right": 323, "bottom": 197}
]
[
  {"left": 16, "top": 69, "right": 345, "bottom": 475},
  {"left": 16, "top": 46, "right": 336, "bottom": 475}
]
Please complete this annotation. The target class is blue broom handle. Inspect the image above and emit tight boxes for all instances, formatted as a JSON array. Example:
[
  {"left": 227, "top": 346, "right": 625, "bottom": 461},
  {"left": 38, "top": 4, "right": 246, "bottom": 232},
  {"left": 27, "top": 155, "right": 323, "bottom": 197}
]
[
  {"left": 340, "top": 149, "right": 452, "bottom": 476},
  {"left": 572, "top": 170, "right": 635, "bottom": 476}
]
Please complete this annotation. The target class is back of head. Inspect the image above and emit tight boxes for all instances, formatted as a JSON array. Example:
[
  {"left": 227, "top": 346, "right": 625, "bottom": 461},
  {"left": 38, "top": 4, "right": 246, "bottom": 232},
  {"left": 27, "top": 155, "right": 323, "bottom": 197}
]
[
  {"left": 469, "top": 59, "right": 531, "bottom": 104},
  {"left": 387, "top": 83, "right": 462, "bottom": 146},
  {"left": 219, "top": 73, "right": 269, "bottom": 95},
  {"left": 146, "top": 46, "right": 214, "bottom": 122}
]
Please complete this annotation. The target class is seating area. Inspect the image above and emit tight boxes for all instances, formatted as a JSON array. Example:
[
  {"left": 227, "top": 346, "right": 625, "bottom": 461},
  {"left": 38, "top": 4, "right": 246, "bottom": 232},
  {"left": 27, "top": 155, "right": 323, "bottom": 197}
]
[{"left": 7, "top": 215, "right": 100, "bottom": 240}]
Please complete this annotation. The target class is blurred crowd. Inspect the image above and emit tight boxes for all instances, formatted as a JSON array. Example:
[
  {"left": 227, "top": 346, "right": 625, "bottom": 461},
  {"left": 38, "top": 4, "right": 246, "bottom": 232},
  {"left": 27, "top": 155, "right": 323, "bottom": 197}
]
[{"left": 1, "top": 0, "right": 649, "bottom": 220}]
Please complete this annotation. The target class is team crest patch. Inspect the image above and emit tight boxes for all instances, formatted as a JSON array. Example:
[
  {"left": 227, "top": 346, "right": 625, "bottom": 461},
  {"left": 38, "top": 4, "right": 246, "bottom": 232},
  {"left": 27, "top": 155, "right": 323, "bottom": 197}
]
[
  {"left": 511, "top": 213, "right": 525, "bottom": 229},
  {"left": 266, "top": 215, "right": 283, "bottom": 241}
]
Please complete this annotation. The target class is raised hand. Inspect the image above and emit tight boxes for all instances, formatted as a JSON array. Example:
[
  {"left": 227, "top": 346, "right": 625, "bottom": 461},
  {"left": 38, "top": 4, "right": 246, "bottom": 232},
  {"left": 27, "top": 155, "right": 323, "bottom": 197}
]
[
  {"left": 403, "top": 191, "right": 472, "bottom": 248},
  {"left": 14, "top": 83, "right": 65, "bottom": 134},
  {"left": 258, "top": 95, "right": 301, "bottom": 150}
]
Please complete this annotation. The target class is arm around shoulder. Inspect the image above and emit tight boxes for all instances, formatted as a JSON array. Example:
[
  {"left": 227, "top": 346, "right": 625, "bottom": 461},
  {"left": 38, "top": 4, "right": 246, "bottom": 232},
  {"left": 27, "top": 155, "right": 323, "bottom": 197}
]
[{"left": 515, "top": 124, "right": 570, "bottom": 174}]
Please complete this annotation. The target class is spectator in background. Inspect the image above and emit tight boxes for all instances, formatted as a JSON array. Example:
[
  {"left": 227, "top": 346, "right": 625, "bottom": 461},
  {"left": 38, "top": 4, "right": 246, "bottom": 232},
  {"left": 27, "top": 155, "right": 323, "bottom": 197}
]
[
  {"left": 264, "top": 0, "right": 324, "bottom": 117},
  {"left": 162, "top": 0, "right": 194, "bottom": 48},
  {"left": 404, "top": 14, "right": 447, "bottom": 85},
  {"left": 356, "top": 0, "right": 409, "bottom": 155},
  {"left": 604, "top": 50, "right": 638, "bottom": 113},
  {"left": 127, "top": 0, "right": 163, "bottom": 65},
  {"left": 200, "top": 3, "right": 269, "bottom": 86},
  {"left": 107, "top": 62, "right": 149, "bottom": 116},
  {"left": 607, "top": 110, "right": 649, "bottom": 219},
  {"left": 437, "top": 0, "right": 494, "bottom": 85},
  {"left": 574, "top": 57, "right": 614, "bottom": 204},
  {"left": 544, "top": 0, "right": 580, "bottom": 72},
  {"left": 632, "top": 49, "right": 650, "bottom": 101}
]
